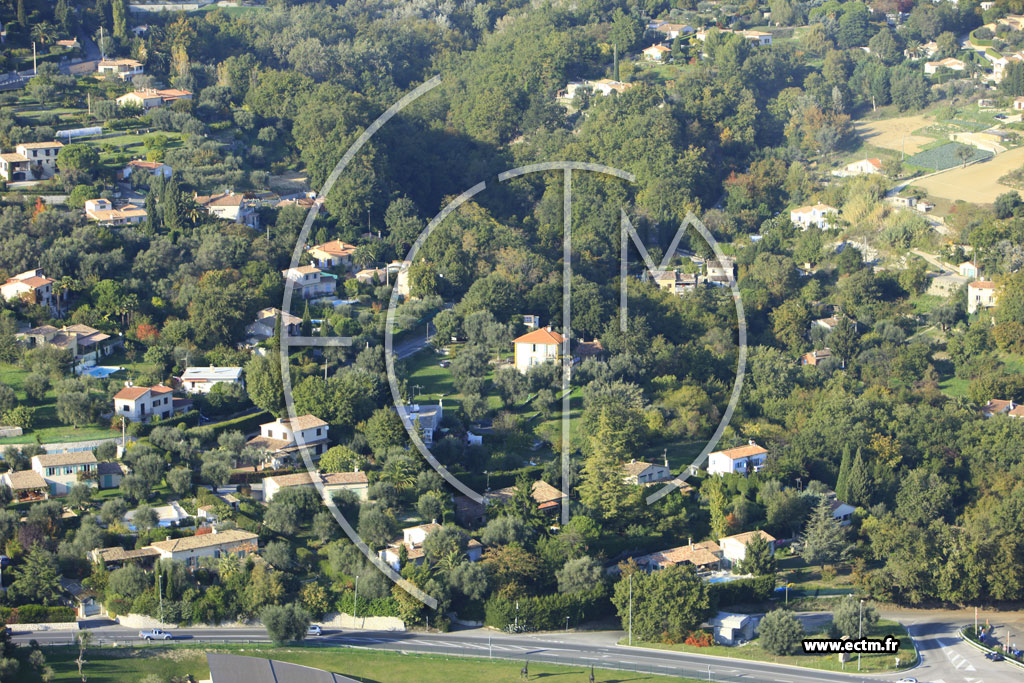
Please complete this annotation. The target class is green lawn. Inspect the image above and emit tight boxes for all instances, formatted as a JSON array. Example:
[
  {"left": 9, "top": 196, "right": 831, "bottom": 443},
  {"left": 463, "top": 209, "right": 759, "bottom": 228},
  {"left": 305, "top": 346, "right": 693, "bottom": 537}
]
[
  {"left": 15, "top": 644, "right": 705, "bottom": 682},
  {"left": 623, "top": 619, "right": 915, "bottom": 674},
  {"left": 0, "top": 363, "right": 117, "bottom": 446}
]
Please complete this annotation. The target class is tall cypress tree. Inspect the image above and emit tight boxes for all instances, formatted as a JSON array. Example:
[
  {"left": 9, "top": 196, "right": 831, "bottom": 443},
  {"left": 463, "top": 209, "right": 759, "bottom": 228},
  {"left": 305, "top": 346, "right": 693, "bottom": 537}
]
[
  {"left": 835, "top": 445, "right": 852, "bottom": 501},
  {"left": 845, "top": 448, "right": 871, "bottom": 508},
  {"left": 301, "top": 302, "right": 312, "bottom": 337}
]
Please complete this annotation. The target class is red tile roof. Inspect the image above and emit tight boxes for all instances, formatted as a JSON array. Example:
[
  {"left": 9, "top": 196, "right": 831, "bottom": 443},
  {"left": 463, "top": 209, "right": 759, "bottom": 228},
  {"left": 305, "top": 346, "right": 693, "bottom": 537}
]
[{"left": 514, "top": 328, "right": 565, "bottom": 345}]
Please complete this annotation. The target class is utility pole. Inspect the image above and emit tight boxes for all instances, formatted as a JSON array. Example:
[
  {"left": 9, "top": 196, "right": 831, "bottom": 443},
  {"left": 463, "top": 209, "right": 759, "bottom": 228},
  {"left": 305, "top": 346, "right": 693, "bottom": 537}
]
[
  {"left": 628, "top": 572, "right": 633, "bottom": 646},
  {"left": 354, "top": 575, "right": 359, "bottom": 625},
  {"left": 158, "top": 571, "right": 163, "bottom": 625},
  {"left": 858, "top": 599, "right": 864, "bottom": 671},
  {"left": 32, "top": 41, "right": 36, "bottom": 75},
  {"left": 515, "top": 600, "right": 519, "bottom": 632}
]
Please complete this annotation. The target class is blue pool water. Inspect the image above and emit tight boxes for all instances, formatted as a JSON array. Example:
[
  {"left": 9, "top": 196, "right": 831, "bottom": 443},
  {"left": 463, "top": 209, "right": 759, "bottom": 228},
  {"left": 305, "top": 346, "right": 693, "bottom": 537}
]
[{"left": 81, "top": 366, "right": 123, "bottom": 378}]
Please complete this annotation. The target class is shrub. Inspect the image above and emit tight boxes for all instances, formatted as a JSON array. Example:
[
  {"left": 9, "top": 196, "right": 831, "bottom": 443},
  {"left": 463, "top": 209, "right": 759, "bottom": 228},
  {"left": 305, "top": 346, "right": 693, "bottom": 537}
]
[{"left": 684, "top": 629, "right": 714, "bottom": 647}]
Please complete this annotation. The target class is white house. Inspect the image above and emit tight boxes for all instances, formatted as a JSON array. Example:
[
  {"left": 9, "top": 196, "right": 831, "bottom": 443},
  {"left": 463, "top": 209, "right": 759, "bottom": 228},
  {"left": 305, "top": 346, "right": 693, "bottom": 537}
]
[
  {"left": 84, "top": 198, "right": 147, "bottom": 226},
  {"left": 0, "top": 141, "right": 62, "bottom": 182},
  {"left": 17, "top": 324, "right": 121, "bottom": 364},
  {"left": 113, "top": 384, "right": 186, "bottom": 423},
  {"left": 717, "top": 530, "right": 776, "bottom": 566},
  {"left": 262, "top": 470, "right": 369, "bottom": 502},
  {"left": 650, "top": 21, "right": 694, "bottom": 39},
  {"left": 513, "top": 326, "right": 564, "bottom": 373},
  {"left": 147, "top": 528, "right": 259, "bottom": 569},
  {"left": 622, "top": 459, "right": 671, "bottom": 485},
  {"left": 0, "top": 269, "right": 57, "bottom": 312},
  {"left": 835, "top": 158, "right": 883, "bottom": 176},
  {"left": 380, "top": 522, "right": 442, "bottom": 571},
  {"left": 642, "top": 44, "right": 671, "bottom": 61},
  {"left": 31, "top": 452, "right": 98, "bottom": 496},
  {"left": 194, "top": 192, "right": 259, "bottom": 229},
  {"left": 558, "top": 79, "right": 633, "bottom": 99},
  {"left": 968, "top": 280, "right": 998, "bottom": 314},
  {"left": 180, "top": 367, "right": 244, "bottom": 394},
  {"left": 831, "top": 499, "right": 855, "bottom": 526},
  {"left": 122, "top": 159, "right": 172, "bottom": 179},
  {"left": 97, "top": 58, "right": 144, "bottom": 80},
  {"left": 308, "top": 240, "right": 356, "bottom": 270},
  {"left": 400, "top": 402, "right": 443, "bottom": 446},
  {"left": 924, "top": 57, "right": 965, "bottom": 74},
  {"left": 246, "top": 414, "right": 329, "bottom": 466},
  {"left": 790, "top": 204, "right": 838, "bottom": 230},
  {"left": 246, "top": 307, "right": 302, "bottom": 341},
  {"left": 959, "top": 261, "right": 978, "bottom": 279},
  {"left": 116, "top": 88, "right": 192, "bottom": 110},
  {"left": 282, "top": 265, "right": 337, "bottom": 300},
  {"left": 707, "top": 441, "right": 768, "bottom": 476}
]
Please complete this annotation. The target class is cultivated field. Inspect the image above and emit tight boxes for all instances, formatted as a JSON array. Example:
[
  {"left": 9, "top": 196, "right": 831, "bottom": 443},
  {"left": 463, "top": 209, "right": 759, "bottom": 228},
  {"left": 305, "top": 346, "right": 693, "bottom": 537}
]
[
  {"left": 913, "top": 145, "right": 1024, "bottom": 203},
  {"left": 856, "top": 114, "right": 935, "bottom": 155}
]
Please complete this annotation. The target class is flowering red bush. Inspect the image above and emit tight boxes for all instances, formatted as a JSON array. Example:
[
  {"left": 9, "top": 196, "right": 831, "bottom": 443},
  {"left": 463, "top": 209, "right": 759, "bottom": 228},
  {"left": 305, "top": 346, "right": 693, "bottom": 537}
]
[{"left": 684, "top": 630, "right": 714, "bottom": 647}]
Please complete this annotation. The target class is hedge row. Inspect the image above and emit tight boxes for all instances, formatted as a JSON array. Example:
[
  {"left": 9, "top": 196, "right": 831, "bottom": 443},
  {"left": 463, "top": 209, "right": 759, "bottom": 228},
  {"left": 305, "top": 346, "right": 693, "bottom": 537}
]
[
  {"left": 709, "top": 574, "right": 776, "bottom": 608},
  {"left": 131, "top": 410, "right": 200, "bottom": 437},
  {"left": 0, "top": 605, "right": 76, "bottom": 623},
  {"left": 456, "top": 465, "right": 545, "bottom": 492},
  {"left": 186, "top": 410, "right": 270, "bottom": 442},
  {"left": 483, "top": 587, "right": 611, "bottom": 632}
]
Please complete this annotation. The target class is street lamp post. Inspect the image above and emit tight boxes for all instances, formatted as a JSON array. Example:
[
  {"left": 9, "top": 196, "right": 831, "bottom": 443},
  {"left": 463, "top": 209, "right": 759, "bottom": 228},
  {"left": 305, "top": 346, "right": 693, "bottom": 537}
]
[
  {"left": 858, "top": 599, "right": 864, "bottom": 671},
  {"left": 354, "top": 575, "right": 360, "bottom": 626}
]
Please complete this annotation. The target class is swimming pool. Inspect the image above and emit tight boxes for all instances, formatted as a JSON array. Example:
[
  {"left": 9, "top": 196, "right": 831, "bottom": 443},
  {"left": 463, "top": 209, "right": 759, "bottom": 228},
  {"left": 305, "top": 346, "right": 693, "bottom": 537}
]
[{"left": 80, "top": 366, "right": 124, "bottom": 378}]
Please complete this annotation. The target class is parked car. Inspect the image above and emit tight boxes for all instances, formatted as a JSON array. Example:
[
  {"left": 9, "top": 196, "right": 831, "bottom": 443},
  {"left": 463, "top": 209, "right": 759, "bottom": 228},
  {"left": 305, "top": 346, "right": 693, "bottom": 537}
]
[
  {"left": 139, "top": 628, "right": 172, "bottom": 640},
  {"left": 895, "top": 678, "right": 917, "bottom": 683},
  {"left": 986, "top": 652, "right": 1004, "bottom": 661},
  {"left": 307, "top": 625, "right": 322, "bottom": 636},
  {"left": 0, "top": 555, "right": 11, "bottom": 568}
]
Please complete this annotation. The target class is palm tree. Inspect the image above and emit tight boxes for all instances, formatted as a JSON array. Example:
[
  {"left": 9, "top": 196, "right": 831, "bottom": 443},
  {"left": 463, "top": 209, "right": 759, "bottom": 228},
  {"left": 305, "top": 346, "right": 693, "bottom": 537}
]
[
  {"left": 351, "top": 243, "right": 378, "bottom": 271},
  {"left": 31, "top": 21, "right": 57, "bottom": 46},
  {"left": 52, "top": 275, "right": 76, "bottom": 320}
]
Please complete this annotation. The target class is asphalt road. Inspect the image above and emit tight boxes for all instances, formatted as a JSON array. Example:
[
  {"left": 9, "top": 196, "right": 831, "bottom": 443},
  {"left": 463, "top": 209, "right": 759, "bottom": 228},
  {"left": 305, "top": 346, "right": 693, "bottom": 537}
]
[{"left": 6, "top": 624, "right": 930, "bottom": 683}]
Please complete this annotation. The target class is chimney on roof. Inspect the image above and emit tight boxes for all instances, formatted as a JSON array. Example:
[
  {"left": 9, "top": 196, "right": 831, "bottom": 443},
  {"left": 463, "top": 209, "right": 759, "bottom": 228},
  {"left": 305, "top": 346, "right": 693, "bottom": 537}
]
[
  {"left": 688, "top": 536, "right": 692, "bottom": 550},
  {"left": 748, "top": 439, "right": 756, "bottom": 446},
  {"left": 431, "top": 518, "right": 436, "bottom": 525}
]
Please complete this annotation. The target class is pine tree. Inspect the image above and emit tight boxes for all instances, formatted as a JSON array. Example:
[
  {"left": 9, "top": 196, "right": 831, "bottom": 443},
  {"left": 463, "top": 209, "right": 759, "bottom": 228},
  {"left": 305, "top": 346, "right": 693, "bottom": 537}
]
[
  {"left": 835, "top": 445, "right": 852, "bottom": 501},
  {"left": 800, "top": 497, "right": 849, "bottom": 569},
  {"left": 845, "top": 448, "right": 871, "bottom": 507},
  {"left": 162, "top": 180, "right": 182, "bottom": 234},
  {"left": 301, "top": 302, "right": 312, "bottom": 337},
  {"left": 17, "top": 0, "right": 26, "bottom": 26},
  {"left": 272, "top": 311, "right": 282, "bottom": 352}
]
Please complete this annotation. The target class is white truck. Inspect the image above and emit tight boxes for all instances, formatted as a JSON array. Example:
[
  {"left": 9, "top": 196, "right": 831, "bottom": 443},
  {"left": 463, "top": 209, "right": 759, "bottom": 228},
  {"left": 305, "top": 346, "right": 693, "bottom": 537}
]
[{"left": 138, "top": 628, "right": 172, "bottom": 640}]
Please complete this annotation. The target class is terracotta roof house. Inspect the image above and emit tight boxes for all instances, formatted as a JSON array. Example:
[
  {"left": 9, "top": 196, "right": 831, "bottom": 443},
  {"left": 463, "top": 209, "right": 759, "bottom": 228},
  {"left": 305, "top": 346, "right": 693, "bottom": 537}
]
[
  {"left": 642, "top": 44, "right": 671, "bottom": 61},
  {"left": 790, "top": 204, "right": 838, "bottom": 230},
  {"left": 116, "top": 88, "right": 192, "bottom": 110},
  {"left": 633, "top": 540, "right": 724, "bottom": 572},
  {"left": 282, "top": 265, "right": 336, "bottom": 300},
  {"left": 982, "top": 398, "right": 1017, "bottom": 417},
  {"left": 84, "top": 198, "right": 147, "bottom": 226},
  {"left": 968, "top": 280, "right": 998, "bottom": 314},
  {"left": 246, "top": 414, "right": 329, "bottom": 468},
  {"left": 513, "top": 327, "right": 565, "bottom": 373},
  {"left": 718, "top": 530, "right": 776, "bottom": 565},
  {"left": 308, "top": 240, "right": 357, "bottom": 270},
  {"left": 113, "top": 383, "right": 188, "bottom": 423},
  {"left": 622, "top": 459, "right": 671, "bottom": 485},
  {"left": 97, "top": 58, "right": 143, "bottom": 80},
  {"left": 147, "top": 529, "right": 259, "bottom": 568},
  {"left": 707, "top": 441, "right": 768, "bottom": 476},
  {"left": 800, "top": 348, "right": 832, "bottom": 366},
  {"left": 1, "top": 269, "right": 58, "bottom": 312},
  {"left": 122, "top": 159, "right": 171, "bottom": 179}
]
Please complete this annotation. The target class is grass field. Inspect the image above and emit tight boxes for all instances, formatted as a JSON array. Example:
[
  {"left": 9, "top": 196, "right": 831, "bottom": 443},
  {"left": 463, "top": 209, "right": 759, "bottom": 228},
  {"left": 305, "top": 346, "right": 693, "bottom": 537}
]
[
  {"left": 0, "top": 363, "right": 117, "bottom": 446},
  {"left": 624, "top": 619, "right": 915, "bottom": 674},
  {"left": 913, "top": 145, "right": 1024, "bottom": 203},
  {"left": 906, "top": 142, "right": 993, "bottom": 171},
  {"left": 856, "top": 114, "right": 935, "bottom": 155},
  {"left": 14, "top": 644, "right": 705, "bottom": 682}
]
